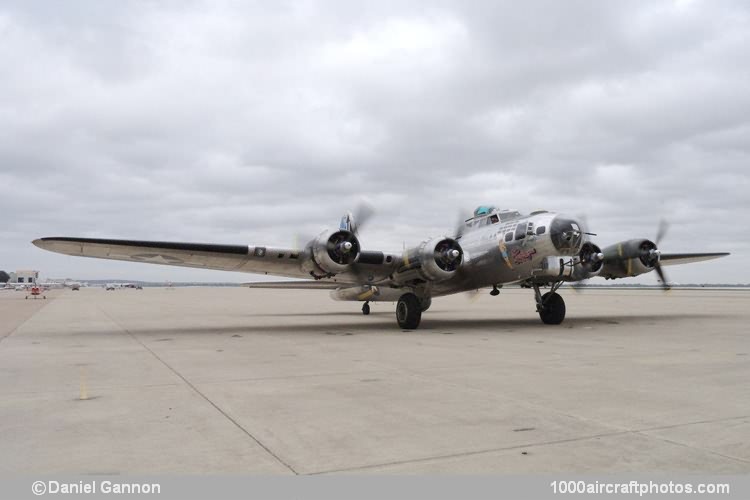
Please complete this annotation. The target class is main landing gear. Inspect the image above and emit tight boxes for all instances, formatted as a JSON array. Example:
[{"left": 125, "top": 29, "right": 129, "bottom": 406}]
[
  {"left": 361, "top": 294, "right": 430, "bottom": 328},
  {"left": 396, "top": 293, "right": 422, "bottom": 329},
  {"left": 533, "top": 282, "right": 566, "bottom": 325}
]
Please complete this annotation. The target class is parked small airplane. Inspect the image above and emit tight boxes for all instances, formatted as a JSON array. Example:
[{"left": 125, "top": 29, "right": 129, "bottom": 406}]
[{"left": 33, "top": 206, "right": 728, "bottom": 329}]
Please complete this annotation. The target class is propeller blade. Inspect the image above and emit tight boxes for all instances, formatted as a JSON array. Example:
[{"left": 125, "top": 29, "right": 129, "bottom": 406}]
[
  {"left": 349, "top": 202, "right": 375, "bottom": 236},
  {"left": 654, "top": 263, "right": 671, "bottom": 291},
  {"left": 454, "top": 209, "right": 471, "bottom": 239},
  {"left": 655, "top": 219, "right": 670, "bottom": 246}
]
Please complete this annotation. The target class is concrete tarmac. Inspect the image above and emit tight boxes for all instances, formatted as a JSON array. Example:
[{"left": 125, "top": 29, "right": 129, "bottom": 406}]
[{"left": 1, "top": 287, "right": 749, "bottom": 474}]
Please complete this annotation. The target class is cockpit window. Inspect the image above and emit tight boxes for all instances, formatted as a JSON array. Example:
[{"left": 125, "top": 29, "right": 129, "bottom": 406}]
[
  {"left": 489, "top": 214, "right": 499, "bottom": 224},
  {"left": 473, "top": 205, "right": 497, "bottom": 217},
  {"left": 499, "top": 210, "right": 521, "bottom": 222}
]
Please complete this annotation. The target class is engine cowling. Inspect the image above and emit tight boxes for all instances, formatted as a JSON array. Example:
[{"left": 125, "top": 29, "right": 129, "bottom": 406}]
[
  {"left": 310, "top": 230, "right": 361, "bottom": 275},
  {"left": 395, "top": 237, "right": 463, "bottom": 283},
  {"left": 569, "top": 241, "right": 604, "bottom": 281},
  {"left": 600, "top": 239, "right": 659, "bottom": 279}
]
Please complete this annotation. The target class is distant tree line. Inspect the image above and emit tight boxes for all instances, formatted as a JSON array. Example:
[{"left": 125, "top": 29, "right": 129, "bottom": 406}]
[{"left": 0, "top": 270, "right": 9, "bottom": 283}]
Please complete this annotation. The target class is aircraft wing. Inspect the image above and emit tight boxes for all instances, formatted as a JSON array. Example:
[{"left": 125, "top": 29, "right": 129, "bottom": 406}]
[
  {"left": 32, "top": 237, "right": 315, "bottom": 280},
  {"left": 659, "top": 252, "right": 730, "bottom": 267}
]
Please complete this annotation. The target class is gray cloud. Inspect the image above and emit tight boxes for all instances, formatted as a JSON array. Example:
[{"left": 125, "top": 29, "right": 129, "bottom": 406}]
[{"left": 1, "top": 0, "right": 748, "bottom": 283}]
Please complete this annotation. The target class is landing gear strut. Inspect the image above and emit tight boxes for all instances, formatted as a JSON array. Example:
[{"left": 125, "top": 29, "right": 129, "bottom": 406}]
[
  {"left": 362, "top": 302, "right": 370, "bottom": 315},
  {"left": 533, "top": 282, "right": 566, "bottom": 325},
  {"left": 396, "top": 293, "right": 422, "bottom": 329}
]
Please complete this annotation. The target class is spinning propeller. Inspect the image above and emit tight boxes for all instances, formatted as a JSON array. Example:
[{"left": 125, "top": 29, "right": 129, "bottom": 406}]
[{"left": 651, "top": 219, "right": 670, "bottom": 291}]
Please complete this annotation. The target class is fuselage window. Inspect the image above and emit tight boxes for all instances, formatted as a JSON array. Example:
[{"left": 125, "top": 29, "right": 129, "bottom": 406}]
[
  {"left": 515, "top": 223, "right": 526, "bottom": 240},
  {"left": 504, "top": 231, "right": 513, "bottom": 242},
  {"left": 536, "top": 226, "right": 546, "bottom": 236}
]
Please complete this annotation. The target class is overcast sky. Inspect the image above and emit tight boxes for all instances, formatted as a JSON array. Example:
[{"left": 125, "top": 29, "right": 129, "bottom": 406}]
[{"left": 1, "top": 0, "right": 748, "bottom": 284}]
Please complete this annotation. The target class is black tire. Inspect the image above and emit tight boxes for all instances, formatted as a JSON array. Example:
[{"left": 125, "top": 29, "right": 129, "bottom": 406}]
[
  {"left": 539, "top": 292, "right": 566, "bottom": 325},
  {"left": 362, "top": 302, "right": 370, "bottom": 315},
  {"left": 396, "top": 293, "right": 422, "bottom": 329}
]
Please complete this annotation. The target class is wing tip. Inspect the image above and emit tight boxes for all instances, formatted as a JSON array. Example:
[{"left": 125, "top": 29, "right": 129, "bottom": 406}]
[{"left": 32, "top": 237, "right": 61, "bottom": 249}]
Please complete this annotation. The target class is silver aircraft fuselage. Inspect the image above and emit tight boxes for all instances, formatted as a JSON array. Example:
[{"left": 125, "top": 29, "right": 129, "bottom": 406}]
[{"left": 340, "top": 209, "right": 586, "bottom": 301}]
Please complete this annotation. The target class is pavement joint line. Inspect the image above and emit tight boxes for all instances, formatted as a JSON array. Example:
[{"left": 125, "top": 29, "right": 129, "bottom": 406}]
[
  {"left": 635, "top": 414, "right": 750, "bottom": 433},
  {"left": 633, "top": 431, "right": 750, "bottom": 465},
  {"left": 311, "top": 414, "right": 750, "bottom": 474},
  {"left": 96, "top": 305, "right": 299, "bottom": 475},
  {"left": 0, "top": 293, "right": 58, "bottom": 344},
  {"left": 311, "top": 429, "right": 636, "bottom": 474}
]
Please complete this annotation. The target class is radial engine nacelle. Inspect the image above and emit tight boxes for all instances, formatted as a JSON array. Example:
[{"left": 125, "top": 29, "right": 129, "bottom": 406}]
[
  {"left": 569, "top": 241, "right": 605, "bottom": 281},
  {"left": 600, "top": 238, "right": 660, "bottom": 279},
  {"left": 394, "top": 237, "right": 463, "bottom": 283},
  {"left": 309, "top": 229, "right": 361, "bottom": 275}
]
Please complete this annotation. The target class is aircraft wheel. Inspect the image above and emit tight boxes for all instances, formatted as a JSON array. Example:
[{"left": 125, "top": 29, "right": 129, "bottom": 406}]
[
  {"left": 539, "top": 292, "right": 565, "bottom": 325},
  {"left": 362, "top": 302, "right": 370, "bottom": 315},
  {"left": 396, "top": 293, "right": 422, "bottom": 329}
]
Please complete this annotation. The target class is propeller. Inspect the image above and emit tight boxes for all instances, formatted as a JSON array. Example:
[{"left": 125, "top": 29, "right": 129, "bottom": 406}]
[
  {"left": 653, "top": 262, "right": 670, "bottom": 291},
  {"left": 433, "top": 239, "right": 463, "bottom": 272},
  {"left": 571, "top": 217, "right": 601, "bottom": 292},
  {"left": 344, "top": 201, "right": 378, "bottom": 281},
  {"left": 655, "top": 219, "right": 670, "bottom": 246},
  {"left": 652, "top": 219, "right": 670, "bottom": 291},
  {"left": 453, "top": 209, "right": 472, "bottom": 240},
  {"left": 325, "top": 231, "right": 360, "bottom": 265},
  {"left": 342, "top": 202, "right": 375, "bottom": 237}
]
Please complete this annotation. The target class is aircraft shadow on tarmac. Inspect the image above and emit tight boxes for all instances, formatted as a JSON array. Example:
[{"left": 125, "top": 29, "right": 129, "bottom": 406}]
[{"left": 115, "top": 312, "right": 714, "bottom": 336}]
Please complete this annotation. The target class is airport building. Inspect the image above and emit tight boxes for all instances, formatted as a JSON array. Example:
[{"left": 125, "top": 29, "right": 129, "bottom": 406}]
[{"left": 8, "top": 270, "right": 39, "bottom": 284}]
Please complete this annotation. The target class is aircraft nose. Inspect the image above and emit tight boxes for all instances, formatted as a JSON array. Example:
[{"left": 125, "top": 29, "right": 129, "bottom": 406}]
[{"left": 550, "top": 215, "right": 584, "bottom": 253}]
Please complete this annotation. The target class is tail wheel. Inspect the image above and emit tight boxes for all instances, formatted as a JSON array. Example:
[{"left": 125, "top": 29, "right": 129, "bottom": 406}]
[
  {"left": 362, "top": 302, "right": 370, "bottom": 315},
  {"left": 539, "top": 292, "right": 566, "bottom": 325},
  {"left": 396, "top": 293, "right": 422, "bottom": 329}
]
